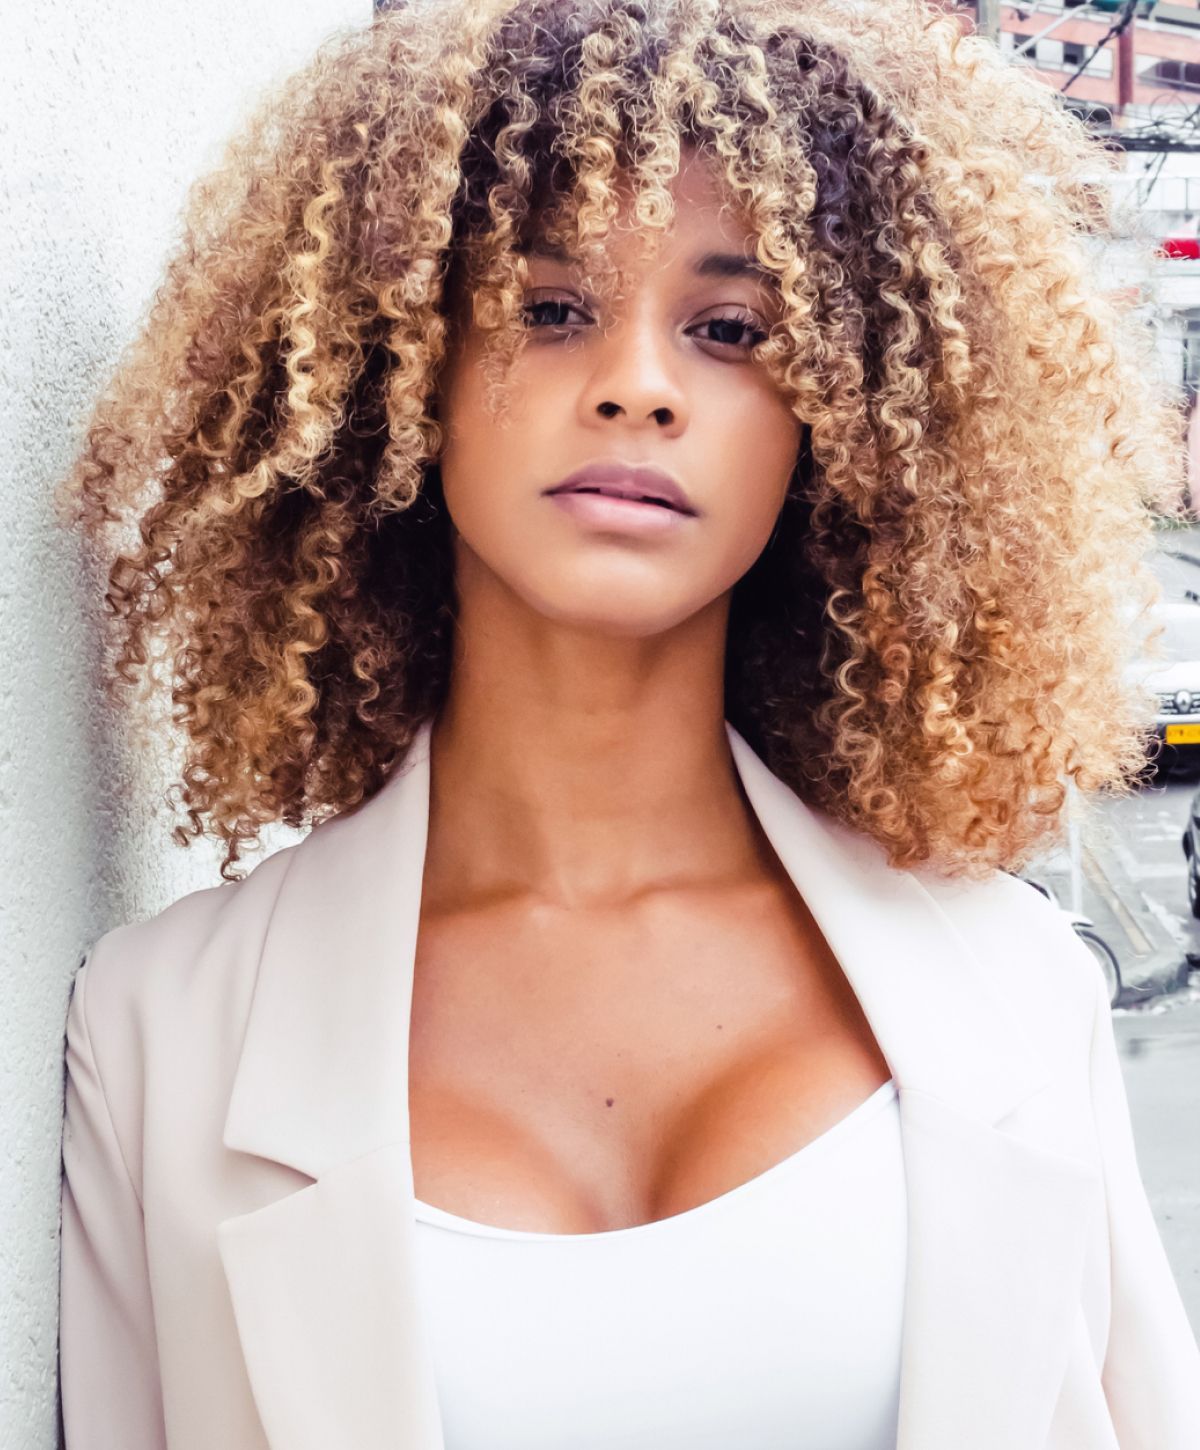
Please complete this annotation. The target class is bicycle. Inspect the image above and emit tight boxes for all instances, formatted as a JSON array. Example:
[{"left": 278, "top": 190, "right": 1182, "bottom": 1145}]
[{"left": 1069, "top": 917, "right": 1123, "bottom": 1008}]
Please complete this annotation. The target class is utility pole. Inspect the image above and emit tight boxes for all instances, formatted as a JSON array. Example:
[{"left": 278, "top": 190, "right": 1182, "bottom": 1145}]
[
  {"left": 975, "top": 0, "right": 1001, "bottom": 42},
  {"left": 1117, "top": 24, "right": 1136, "bottom": 118}
]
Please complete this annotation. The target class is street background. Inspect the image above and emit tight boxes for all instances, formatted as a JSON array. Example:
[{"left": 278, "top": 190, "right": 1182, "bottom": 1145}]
[{"left": 1030, "top": 521, "right": 1200, "bottom": 1332}]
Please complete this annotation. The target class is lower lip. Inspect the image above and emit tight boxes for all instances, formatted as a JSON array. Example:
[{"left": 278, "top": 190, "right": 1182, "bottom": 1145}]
[{"left": 545, "top": 491, "right": 693, "bottom": 535}]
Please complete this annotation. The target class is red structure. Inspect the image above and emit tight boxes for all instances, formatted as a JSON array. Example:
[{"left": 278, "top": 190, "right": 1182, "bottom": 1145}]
[{"left": 973, "top": 0, "right": 1200, "bottom": 124}]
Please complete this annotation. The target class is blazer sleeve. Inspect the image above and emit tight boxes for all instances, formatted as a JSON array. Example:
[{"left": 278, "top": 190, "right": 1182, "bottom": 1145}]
[
  {"left": 1087, "top": 962, "right": 1200, "bottom": 1448},
  {"left": 59, "top": 948, "right": 168, "bottom": 1450}
]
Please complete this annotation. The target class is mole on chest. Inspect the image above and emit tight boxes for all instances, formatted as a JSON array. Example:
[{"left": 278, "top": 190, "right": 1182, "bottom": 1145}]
[{"left": 408, "top": 1025, "right": 889, "bottom": 1234}]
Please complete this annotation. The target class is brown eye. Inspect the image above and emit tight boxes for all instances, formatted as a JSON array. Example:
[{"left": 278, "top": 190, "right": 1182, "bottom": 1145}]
[
  {"left": 519, "top": 294, "right": 768, "bottom": 350},
  {"left": 693, "top": 311, "right": 768, "bottom": 350},
  {"left": 521, "top": 296, "right": 590, "bottom": 330}
]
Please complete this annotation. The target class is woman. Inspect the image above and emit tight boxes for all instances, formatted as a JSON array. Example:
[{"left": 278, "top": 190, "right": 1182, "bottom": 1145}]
[{"left": 57, "top": 0, "right": 1200, "bottom": 1446}]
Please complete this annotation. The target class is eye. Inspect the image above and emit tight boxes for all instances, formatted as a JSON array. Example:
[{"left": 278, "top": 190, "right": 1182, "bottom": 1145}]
[
  {"left": 518, "top": 291, "right": 771, "bottom": 350},
  {"left": 520, "top": 294, "right": 592, "bottom": 331},
  {"left": 691, "top": 309, "right": 769, "bottom": 352}
]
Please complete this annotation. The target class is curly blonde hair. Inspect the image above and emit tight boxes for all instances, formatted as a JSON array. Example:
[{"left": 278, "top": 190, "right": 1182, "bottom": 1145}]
[{"left": 61, "top": 0, "right": 1182, "bottom": 881}]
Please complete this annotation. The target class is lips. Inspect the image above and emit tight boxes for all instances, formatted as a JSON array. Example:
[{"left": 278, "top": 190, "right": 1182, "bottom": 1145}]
[{"left": 544, "top": 461, "right": 698, "bottom": 516}]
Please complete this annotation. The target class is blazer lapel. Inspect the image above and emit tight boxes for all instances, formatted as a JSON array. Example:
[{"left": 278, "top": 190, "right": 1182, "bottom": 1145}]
[
  {"left": 216, "top": 718, "right": 1101, "bottom": 1450},
  {"left": 727, "top": 727, "right": 1103, "bottom": 1449},
  {"left": 217, "top": 722, "right": 443, "bottom": 1450}
]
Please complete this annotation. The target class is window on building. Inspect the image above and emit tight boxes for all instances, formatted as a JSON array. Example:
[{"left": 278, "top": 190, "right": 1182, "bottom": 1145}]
[
  {"left": 1178, "top": 311, "right": 1200, "bottom": 403},
  {"left": 1061, "top": 39, "right": 1114, "bottom": 76},
  {"left": 1141, "top": 57, "right": 1200, "bottom": 89}
]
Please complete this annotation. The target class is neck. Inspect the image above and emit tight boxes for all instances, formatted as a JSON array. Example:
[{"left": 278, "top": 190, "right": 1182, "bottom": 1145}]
[{"left": 423, "top": 559, "right": 764, "bottom": 910}]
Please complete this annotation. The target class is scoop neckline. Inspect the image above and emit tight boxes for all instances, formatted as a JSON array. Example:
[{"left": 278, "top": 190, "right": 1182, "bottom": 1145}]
[{"left": 412, "top": 1077, "right": 898, "bottom": 1242}]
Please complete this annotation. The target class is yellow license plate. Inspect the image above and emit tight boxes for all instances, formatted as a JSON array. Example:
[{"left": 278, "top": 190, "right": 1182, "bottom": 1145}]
[{"left": 1165, "top": 723, "right": 1200, "bottom": 745}]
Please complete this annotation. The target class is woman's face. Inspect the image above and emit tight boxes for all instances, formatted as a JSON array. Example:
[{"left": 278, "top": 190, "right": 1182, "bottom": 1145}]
[{"left": 435, "top": 150, "right": 802, "bottom": 638}]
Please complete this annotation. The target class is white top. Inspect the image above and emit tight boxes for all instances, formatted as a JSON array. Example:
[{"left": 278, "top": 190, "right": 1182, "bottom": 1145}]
[{"left": 411, "top": 1078, "right": 907, "bottom": 1450}]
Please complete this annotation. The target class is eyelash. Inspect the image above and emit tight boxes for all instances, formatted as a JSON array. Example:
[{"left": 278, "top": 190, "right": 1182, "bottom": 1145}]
[{"left": 519, "top": 296, "right": 769, "bottom": 352}]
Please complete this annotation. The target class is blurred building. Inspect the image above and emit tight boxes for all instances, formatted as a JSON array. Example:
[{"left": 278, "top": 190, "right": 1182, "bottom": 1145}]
[{"left": 961, "top": 0, "right": 1200, "bottom": 507}]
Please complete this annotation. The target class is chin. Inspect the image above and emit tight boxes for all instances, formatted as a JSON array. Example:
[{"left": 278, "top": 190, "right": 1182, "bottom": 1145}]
[{"left": 527, "top": 584, "right": 699, "bottom": 639}]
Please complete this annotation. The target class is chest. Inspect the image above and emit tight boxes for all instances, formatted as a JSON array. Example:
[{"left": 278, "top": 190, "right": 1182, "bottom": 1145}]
[{"left": 407, "top": 882, "right": 891, "bottom": 1233}]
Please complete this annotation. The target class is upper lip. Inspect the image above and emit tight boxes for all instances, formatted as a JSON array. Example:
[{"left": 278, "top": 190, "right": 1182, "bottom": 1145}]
[{"left": 543, "top": 461, "right": 698, "bottom": 516}]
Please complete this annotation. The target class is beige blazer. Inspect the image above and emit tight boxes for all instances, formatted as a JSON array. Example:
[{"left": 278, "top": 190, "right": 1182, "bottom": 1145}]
[{"left": 59, "top": 719, "right": 1200, "bottom": 1449}]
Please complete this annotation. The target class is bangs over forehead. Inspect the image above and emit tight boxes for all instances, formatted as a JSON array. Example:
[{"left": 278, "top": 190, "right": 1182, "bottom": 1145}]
[{"left": 436, "top": 0, "right": 955, "bottom": 417}]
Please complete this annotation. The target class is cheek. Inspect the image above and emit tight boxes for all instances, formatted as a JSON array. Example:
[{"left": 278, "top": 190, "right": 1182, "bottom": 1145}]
[
  {"left": 432, "top": 338, "right": 801, "bottom": 634},
  {"left": 436, "top": 361, "right": 515, "bottom": 527},
  {"left": 436, "top": 346, "right": 568, "bottom": 525},
  {"left": 709, "top": 390, "right": 801, "bottom": 553}
]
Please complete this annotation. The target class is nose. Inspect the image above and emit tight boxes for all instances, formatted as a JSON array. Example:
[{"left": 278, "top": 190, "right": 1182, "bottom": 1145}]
[{"left": 576, "top": 314, "right": 689, "bottom": 438}]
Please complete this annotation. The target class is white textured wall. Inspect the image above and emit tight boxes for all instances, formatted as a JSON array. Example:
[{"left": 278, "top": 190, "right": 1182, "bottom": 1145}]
[{"left": 0, "top": 4, "right": 371, "bottom": 1444}]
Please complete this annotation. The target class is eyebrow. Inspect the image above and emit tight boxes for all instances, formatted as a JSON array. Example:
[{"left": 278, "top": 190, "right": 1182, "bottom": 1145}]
[{"left": 520, "top": 239, "right": 776, "bottom": 286}]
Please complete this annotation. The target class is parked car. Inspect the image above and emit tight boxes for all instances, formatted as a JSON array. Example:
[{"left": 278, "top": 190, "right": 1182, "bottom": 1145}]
[
  {"left": 1182, "top": 784, "right": 1200, "bottom": 919},
  {"left": 1126, "top": 595, "right": 1200, "bottom": 775}
]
